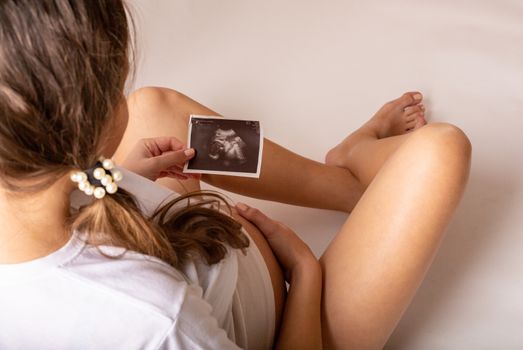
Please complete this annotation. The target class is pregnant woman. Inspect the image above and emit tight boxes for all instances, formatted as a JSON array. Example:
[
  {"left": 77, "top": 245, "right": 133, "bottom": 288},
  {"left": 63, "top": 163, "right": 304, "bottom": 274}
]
[{"left": 0, "top": 1, "right": 471, "bottom": 349}]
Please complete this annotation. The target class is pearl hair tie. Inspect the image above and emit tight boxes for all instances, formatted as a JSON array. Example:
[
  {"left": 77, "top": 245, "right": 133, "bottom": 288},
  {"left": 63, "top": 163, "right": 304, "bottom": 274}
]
[{"left": 70, "top": 157, "right": 123, "bottom": 199}]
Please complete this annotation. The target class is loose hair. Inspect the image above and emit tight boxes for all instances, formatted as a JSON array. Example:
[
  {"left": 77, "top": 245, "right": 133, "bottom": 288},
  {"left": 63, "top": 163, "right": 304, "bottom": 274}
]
[{"left": 0, "top": 0, "right": 249, "bottom": 269}]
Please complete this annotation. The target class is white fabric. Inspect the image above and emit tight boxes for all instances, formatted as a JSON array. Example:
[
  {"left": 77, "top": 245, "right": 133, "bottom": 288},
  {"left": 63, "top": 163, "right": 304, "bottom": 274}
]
[{"left": 0, "top": 166, "right": 275, "bottom": 349}]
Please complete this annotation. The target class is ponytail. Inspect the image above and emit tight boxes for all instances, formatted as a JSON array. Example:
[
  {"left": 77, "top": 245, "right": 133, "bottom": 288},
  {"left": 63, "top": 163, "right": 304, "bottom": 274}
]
[{"left": 69, "top": 188, "right": 250, "bottom": 269}]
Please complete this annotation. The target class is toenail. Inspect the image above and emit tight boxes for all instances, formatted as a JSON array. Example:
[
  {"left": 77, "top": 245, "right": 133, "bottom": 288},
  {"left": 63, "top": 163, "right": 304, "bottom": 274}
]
[{"left": 413, "top": 93, "right": 422, "bottom": 101}]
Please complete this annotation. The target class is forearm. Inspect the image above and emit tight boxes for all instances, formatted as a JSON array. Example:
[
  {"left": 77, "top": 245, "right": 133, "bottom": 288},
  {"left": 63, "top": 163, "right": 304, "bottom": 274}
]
[{"left": 275, "top": 262, "right": 323, "bottom": 350}]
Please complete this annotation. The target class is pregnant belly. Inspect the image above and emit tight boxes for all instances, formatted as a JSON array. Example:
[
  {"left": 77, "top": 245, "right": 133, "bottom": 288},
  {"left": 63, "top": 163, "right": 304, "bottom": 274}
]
[{"left": 231, "top": 208, "right": 286, "bottom": 335}]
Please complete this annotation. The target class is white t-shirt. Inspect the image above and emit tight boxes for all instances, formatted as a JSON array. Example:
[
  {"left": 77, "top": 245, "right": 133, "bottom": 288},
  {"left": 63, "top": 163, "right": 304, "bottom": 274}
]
[{"left": 0, "top": 167, "right": 275, "bottom": 349}]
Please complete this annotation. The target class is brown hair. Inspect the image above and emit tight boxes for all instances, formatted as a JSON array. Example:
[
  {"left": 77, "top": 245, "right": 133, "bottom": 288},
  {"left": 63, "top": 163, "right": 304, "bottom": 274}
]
[{"left": 0, "top": 0, "right": 249, "bottom": 269}]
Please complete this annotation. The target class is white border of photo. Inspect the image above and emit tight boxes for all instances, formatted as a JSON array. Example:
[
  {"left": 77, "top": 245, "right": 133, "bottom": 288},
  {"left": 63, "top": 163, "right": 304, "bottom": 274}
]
[{"left": 182, "top": 115, "right": 264, "bottom": 178}]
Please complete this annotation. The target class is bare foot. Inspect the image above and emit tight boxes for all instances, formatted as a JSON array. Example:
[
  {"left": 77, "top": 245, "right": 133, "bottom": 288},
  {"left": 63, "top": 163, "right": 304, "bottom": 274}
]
[{"left": 325, "top": 92, "right": 427, "bottom": 167}]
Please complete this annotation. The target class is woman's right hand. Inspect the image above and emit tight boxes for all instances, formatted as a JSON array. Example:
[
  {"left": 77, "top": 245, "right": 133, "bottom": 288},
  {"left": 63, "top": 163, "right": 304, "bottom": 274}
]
[
  {"left": 121, "top": 137, "right": 201, "bottom": 182},
  {"left": 235, "top": 202, "right": 319, "bottom": 282}
]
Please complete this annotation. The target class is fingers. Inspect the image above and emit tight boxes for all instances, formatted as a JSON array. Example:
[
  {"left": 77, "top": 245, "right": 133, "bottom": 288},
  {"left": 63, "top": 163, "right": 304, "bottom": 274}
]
[
  {"left": 151, "top": 148, "right": 199, "bottom": 180},
  {"left": 154, "top": 148, "right": 195, "bottom": 169},
  {"left": 132, "top": 136, "right": 203, "bottom": 180},
  {"left": 147, "top": 136, "right": 186, "bottom": 153},
  {"left": 138, "top": 136, "right": 187, "bottom": 158},
  {"left": 235, "top": 202, "right": 280, "bottom": 237},
  {"left": 156, "top": 148, "right": 202, "bottom": 180}
]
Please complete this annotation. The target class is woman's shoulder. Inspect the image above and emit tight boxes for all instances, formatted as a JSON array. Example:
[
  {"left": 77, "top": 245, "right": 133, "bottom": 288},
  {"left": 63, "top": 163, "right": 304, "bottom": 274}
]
[
  {"left": 60, "top": 232, "right": 197, "bottom": 318},
  {"left": 61, "top": 230, "right": 240, "bottom": 317}
]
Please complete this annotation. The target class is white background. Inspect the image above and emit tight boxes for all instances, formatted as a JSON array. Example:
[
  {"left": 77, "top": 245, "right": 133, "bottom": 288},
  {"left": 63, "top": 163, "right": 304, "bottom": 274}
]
[{"left": 129, "top": 1, "right": 523, "bottom": 348}]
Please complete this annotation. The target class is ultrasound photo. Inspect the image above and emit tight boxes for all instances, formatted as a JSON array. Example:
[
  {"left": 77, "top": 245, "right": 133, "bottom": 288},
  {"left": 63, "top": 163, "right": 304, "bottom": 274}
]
[{"left": 183, "top": 115, "right": 263, "bottom": 178}]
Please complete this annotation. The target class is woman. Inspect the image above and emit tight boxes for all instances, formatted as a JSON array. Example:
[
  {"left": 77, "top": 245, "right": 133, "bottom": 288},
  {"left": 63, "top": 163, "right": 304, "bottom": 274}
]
[{"left": 0, "top": 1, "right": 471, "bottom": 349}]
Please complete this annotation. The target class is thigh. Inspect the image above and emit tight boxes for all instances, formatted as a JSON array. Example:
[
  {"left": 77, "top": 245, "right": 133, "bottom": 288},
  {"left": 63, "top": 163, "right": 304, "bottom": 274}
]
[{"left": 319, "top": 123, "right": 471, "bottom": 349}]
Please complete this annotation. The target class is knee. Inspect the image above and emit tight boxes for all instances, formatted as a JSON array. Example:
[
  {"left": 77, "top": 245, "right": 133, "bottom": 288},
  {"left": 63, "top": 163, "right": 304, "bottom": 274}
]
[
  {"left": 126, "top": 86, "right": 192, "bottom": 129},
  {"left": 411, "top": 122, "right": 472, "bottom": 177},
  {"left": 424, "top": 123, "right": 471, "bottom": 156},
  {"left": 127, "top": 86, "right": 182, "bottom": 112},
  {"left": 120, "top": 86, "right": 196, "bottom": 148}
]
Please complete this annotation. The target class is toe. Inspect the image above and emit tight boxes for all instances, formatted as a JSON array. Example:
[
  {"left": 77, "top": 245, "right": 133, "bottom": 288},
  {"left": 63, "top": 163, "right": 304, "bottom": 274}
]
[
  {"left": 397, "top": 91, "right": 423, "bottom": 109},
  {"left": 404, "top": 105, "right": 424, "bottom": 119},
  {"left": 413, "top": 116, "right": 427, "bottom": 129},
  {"left": 406, "top": 118, "right": 417, "bottom": 129},
  {"left": 405, "top": 114, "right": 417, "bottom": 123}
]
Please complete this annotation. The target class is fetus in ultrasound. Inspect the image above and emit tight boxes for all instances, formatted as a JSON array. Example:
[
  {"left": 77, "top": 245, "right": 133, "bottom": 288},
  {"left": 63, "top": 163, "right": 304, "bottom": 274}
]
[{"left": 208, "top": 128, "right": 247, "bottom": 166}]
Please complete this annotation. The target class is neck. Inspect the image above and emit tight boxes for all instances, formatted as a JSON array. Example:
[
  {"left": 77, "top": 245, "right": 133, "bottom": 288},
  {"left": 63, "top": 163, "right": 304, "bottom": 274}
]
[{"left": 0, "top": 175, "right": 75, "bottom": 264}]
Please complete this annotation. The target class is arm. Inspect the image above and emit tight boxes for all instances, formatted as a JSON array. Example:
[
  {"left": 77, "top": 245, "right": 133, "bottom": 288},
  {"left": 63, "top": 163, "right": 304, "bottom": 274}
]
[
  {"left": 236, "top": 203, "right": 323, "bottom": 349},
  {"left": 278, "top": 260, "right": 322, "bottom": 349}
]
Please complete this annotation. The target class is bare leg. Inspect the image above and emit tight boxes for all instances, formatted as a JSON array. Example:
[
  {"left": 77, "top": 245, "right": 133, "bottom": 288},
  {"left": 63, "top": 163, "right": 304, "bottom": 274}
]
[
  {"left": 114, "top": 87, "right": 367, "bottom": 211},
  {"left": 206, "top": 92, "right": 425, "bottom": 208},
  {"left": 115, "top": 87, "right": 425, "bottom": 212},
  {"left": 325, "top": 92, "right": 427, "bottom": 187},
  {"left": 207, "top": 139, "right": 365, "bottom": 211},
  {"left": 320, "top": 122, "right": 472, "bottom": 349}
]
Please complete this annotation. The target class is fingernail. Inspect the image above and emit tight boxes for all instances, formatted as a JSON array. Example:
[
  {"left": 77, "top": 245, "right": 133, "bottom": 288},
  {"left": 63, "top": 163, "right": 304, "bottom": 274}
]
[
  {"left": 413, "top": 93, "right": 422, "bottom": 101},
  {"left": 236, "top": 202, "right": 249, "bottom": 211},
  {"left": 184, "top": 148, "right": 195, "bottom": 156}
]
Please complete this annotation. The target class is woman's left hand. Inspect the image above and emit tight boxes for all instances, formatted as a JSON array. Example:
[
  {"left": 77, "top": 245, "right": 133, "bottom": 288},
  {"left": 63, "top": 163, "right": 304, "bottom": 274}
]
[
  {"left": 235, "top": 202, "right": 320, "bottom": 282},
  {"left": 121, "top": 137, "right": 201, "bottom": 181}
]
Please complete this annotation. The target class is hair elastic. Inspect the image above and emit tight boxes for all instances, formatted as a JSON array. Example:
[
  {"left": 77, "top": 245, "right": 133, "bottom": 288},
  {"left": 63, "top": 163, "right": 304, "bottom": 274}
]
[{"left": 70, "top": 157, "right": 123, "bottom": 199}]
